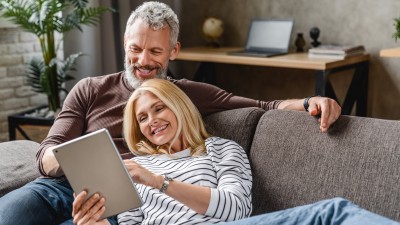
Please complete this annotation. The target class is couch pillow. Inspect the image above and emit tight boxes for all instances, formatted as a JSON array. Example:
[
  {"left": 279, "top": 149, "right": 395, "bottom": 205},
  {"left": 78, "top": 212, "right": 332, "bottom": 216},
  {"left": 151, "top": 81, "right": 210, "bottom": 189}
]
[{"left": 0, "top": 140, "right": 40, "bottom": 196}]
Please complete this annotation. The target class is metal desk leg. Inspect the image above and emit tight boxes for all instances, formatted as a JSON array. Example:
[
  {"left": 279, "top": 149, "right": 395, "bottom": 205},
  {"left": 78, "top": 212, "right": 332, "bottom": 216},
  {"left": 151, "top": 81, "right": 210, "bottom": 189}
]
[
  {"left": 356, "top": 61, "right": 369, "bottom": 116},
  {"left": 315, "top": 70, "right": 330, "bottom": 96},
  {"left": 342, "top": 61, "right": 369, "bottom": 116},
  {"left": 8, "top": 117, "right": 16, "bottom": 141}
]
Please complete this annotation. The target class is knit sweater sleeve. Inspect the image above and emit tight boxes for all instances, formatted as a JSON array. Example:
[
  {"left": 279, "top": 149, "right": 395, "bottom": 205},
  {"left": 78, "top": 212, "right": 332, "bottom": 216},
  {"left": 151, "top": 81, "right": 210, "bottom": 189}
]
[
  {"left": 171, "top": 78, "right": 283, "bottom": 116},
  {"left": 204, "top": 137, "right": 253, "bottom": 221}
]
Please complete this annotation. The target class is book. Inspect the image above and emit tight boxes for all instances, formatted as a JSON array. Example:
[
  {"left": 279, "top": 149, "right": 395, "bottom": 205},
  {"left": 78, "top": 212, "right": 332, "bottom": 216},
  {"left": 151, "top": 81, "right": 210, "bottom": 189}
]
[{"left": 308, "top": 45, "right": 365, "bottom": 59}]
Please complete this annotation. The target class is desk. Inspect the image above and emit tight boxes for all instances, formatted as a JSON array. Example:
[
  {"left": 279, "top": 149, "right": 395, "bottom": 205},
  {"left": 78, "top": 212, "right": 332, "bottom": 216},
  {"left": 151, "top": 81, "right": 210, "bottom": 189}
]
[{"left": 176, "top": 47, "right": 370, "bottom": 116}]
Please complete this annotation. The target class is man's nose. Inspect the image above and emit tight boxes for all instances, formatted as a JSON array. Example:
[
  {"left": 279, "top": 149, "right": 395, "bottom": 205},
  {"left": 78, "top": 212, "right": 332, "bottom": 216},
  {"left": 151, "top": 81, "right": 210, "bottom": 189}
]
[{"left": 138, "top": 51, "right": 150, "bottom": 66}]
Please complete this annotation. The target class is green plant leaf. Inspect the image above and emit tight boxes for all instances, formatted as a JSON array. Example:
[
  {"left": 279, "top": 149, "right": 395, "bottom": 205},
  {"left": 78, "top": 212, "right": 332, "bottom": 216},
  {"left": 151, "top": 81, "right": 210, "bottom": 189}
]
[
  {"left": 393, "top": 17, "right": 400, "bottom": 42},
  {"left": 0, "top": 0, "right": 113, "bottom": 111}
]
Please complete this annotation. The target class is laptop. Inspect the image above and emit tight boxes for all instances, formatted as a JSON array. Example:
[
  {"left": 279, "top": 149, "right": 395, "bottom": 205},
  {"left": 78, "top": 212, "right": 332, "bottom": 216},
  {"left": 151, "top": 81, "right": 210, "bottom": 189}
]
[
  {"left": 228, "top": 19, "right": 294, "bottom": 57},
  {"left": 53, "top": 128, "right": 142, "bottom": 219}
]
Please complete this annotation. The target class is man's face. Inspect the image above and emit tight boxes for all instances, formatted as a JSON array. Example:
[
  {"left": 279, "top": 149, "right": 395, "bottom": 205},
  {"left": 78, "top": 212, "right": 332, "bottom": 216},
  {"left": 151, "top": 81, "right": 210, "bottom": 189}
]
[{"left": 124, "top": 19, "right": 180, "bottom": 87}]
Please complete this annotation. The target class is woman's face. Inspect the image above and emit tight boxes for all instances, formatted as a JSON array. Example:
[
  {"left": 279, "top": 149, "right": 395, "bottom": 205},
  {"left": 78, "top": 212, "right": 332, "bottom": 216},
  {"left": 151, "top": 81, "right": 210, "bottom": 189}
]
[{"left": 134, "top": 92, "right": 182, "bottom": 152}]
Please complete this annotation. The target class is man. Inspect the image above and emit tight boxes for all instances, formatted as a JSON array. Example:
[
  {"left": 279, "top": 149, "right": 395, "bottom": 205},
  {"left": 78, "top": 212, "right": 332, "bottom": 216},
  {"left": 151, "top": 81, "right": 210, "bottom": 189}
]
[{"left": 0, "top": 2, "right": 341, "bottom": 225}]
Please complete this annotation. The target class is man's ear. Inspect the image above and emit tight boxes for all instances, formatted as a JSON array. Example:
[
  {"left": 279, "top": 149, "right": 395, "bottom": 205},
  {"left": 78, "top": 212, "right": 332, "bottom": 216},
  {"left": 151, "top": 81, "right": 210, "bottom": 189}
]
[
  {"left": 169, "top": 42, "right": 181, "bottom": 60},
  {"left": 123, "top": 35, "right": 127, "bottom": 50}
]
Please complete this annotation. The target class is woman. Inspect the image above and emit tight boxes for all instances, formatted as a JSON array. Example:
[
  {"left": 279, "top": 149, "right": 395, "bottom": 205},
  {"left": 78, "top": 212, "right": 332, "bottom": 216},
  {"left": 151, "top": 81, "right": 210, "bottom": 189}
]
[
  {"left": 72, "top": 79, "right": 399, "bottom": 225},
  {"left": 72, "top": 78, "right": 252, "bottom": 225}
]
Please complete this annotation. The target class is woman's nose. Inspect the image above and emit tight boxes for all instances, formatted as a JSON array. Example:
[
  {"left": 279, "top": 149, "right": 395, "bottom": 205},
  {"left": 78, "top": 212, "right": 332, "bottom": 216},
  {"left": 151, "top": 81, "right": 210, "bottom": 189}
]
[{"left": 149, "top": 116, "right": 159, "bottom": 126}]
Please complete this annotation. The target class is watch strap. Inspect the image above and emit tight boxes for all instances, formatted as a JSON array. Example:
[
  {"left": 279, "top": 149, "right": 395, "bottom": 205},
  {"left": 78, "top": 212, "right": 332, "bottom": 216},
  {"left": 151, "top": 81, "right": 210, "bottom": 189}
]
[
  {"left": 160, "top": 175, "right": 172, "bottom": 193},
  {"left": 303, "top": 96, "right": 315, "bottom": 112}
]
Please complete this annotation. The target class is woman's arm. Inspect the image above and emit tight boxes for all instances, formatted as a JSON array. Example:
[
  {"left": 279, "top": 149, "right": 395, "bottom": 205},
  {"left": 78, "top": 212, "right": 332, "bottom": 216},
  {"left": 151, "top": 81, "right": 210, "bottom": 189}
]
[{"left": 203, "top": 137, "right": 253, "bottom": 221}]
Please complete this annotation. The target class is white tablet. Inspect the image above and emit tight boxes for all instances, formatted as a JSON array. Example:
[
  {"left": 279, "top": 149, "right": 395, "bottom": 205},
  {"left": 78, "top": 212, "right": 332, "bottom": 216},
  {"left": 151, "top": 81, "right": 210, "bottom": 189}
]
[{"left": 53, "top": 128, "right": 142, "bottom": 219}]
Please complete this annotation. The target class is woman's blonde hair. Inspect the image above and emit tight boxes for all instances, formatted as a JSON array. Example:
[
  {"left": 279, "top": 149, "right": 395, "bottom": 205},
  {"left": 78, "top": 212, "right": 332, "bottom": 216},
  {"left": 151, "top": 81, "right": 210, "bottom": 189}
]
[{"left": 123, "top": 79, "right": 209, "bottom": 156}]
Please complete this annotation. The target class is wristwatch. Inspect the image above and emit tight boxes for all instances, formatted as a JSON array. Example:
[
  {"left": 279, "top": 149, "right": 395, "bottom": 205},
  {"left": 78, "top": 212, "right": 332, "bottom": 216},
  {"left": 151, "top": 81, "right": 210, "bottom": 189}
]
[
  {"left": 160, "top": 175, "right": 172, "bottom": 193},
  {"left": 303, "top": 96, "right": 315, "bottom": 112}
]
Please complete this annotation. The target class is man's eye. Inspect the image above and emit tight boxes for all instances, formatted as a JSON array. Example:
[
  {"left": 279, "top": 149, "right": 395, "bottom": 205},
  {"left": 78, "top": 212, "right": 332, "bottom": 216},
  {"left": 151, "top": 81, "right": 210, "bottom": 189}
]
[{"left": 151, "top": 50, "right": 162, "bottom": 55}]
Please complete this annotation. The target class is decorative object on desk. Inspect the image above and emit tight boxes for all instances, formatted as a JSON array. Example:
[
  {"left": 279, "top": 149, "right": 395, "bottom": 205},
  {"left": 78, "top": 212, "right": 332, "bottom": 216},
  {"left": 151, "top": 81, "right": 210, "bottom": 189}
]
[
  {"left": 393, "top": 17, "right": 400, "bottom": 42},
  {"left": 0, "top": 0, "right": 112, "bottom": 113},
  {"left": 310, "top": 27, "right": 321, "bottom": 47},
  {"left": 294, "top": 33, "right": 306, "bottom": 52},
  {"left": 202, "top": 17, "right": 224, "bottom": 47},
  {"left": 308, "top": 44, "right": 365, "bottom": 59}
]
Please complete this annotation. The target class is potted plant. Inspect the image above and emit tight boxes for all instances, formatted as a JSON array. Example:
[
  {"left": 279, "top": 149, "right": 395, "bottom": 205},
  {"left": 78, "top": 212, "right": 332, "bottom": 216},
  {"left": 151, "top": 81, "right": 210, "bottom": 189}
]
[
  {"left": 393, "top": 17, "right": 400, "bottom": 41},
  {"left": 0, "top": 0, "right": 111, "bottom": 112}
]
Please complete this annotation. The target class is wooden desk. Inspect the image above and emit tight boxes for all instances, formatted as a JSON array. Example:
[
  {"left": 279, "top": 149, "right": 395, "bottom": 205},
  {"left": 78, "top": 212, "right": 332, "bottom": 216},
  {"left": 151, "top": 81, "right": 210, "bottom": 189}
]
[
  {"left": 380, "top": 47, "right": 400, "bottom": 57},
  {"left": 176, "top": 47, "right": 370, "bottom": 116}
]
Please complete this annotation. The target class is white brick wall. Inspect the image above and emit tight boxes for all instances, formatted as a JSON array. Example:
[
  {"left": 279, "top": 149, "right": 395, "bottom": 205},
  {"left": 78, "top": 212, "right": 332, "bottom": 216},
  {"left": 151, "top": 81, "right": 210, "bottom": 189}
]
[{"left": 0, "top": 27, "right": 55, "bottom": 142}]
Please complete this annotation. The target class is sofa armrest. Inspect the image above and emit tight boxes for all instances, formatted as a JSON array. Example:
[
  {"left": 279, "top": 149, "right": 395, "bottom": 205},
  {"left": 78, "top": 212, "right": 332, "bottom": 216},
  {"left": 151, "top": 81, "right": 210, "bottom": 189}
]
[
  {"left": 250, "top": 110, "right": 400, "bottom": 221},
  {"left": 0, "top": 140, "right": 41, "bottom": 196}
]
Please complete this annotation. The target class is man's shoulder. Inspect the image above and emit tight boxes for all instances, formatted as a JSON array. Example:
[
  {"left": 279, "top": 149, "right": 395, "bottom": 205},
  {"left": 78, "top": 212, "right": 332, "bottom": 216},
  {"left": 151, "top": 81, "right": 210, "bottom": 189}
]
[
  {"left": 74, "top": 71, "right": 127, "bottom": 90},
  {"left": 79, "top": 71, "right": 124, "bottom": 85}
]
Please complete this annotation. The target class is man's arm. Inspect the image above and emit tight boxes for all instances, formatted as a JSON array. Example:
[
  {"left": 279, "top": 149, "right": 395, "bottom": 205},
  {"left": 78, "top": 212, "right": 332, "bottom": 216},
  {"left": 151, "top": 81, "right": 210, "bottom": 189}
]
[
  {"left": 37, "top": 79, "right": 90, "bottom": 177},
  {"left": 278, "top": 96, "right": 341, "bottom": 132},
  {"left": 172, "top": 78, "right": 341, "bottom": 132}
]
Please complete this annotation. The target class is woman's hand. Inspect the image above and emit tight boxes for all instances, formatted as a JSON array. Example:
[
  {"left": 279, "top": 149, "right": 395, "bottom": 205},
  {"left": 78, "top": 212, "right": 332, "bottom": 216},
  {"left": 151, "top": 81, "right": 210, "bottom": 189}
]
[
  {"left": 123, "top": 160, "right": 163, "bottom": 189},
  {"left": 72, "top": 191, "right": 110, "bottom": 225}
]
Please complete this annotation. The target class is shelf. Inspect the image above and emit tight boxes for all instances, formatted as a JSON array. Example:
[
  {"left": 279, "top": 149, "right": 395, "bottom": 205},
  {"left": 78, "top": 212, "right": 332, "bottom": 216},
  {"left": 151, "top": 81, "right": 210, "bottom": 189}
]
[{"left": 380, "top": 48, "right": 400, "bottom": 57}]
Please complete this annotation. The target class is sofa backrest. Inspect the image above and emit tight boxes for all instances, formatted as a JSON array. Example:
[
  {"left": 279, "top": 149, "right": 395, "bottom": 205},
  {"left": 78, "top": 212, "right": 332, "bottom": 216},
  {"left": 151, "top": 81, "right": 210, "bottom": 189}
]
[
  {"left": 203, "top": 107, "right": 265, "bottom": 154},
  {"left": 250, "top": 110, "right": 400, "bottom": 221}
]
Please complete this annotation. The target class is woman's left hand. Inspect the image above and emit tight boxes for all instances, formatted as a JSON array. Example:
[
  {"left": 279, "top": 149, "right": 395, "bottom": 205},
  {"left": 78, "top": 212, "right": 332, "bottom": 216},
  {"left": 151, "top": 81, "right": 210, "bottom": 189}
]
[
  {"left": 124, "top": 160, "right": 162, "bottom": 189},
  {"left": 72, "top": 191, "right": 110, "bottom": 225}
]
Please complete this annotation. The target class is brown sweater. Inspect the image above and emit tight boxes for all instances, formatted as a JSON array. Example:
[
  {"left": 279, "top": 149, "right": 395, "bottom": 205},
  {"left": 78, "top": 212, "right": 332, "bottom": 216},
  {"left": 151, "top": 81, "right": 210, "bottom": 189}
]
[{"left": 37, "top": 71, "right": 282, "bottom": 176}]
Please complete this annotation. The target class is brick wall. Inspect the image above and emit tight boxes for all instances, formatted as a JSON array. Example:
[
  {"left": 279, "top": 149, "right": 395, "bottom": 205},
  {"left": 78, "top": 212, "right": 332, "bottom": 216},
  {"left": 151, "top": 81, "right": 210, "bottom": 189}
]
[{"left": 0, "top": 27, "right": 48, "bottom": 142}]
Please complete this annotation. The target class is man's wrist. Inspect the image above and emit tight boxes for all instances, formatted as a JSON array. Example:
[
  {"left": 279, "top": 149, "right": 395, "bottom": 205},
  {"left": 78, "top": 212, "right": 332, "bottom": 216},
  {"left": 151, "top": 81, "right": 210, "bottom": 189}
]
[{"left": 303, "top": 96, "right": 315, "bottom": 112}]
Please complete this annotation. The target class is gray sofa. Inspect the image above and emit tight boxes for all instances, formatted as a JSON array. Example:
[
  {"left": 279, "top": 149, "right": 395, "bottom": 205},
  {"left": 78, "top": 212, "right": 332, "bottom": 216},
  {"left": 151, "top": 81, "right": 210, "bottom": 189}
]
[{"left": 1, "top": 108, "right": 399, "bottom": 221}]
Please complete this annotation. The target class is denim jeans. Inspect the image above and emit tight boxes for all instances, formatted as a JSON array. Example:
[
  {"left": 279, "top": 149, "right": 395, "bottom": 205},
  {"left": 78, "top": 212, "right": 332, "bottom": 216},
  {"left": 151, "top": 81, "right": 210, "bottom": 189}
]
[
  {"left": 0, "top": 177, "right": 117, "bottom": 225},
  {"left": 222, "top": 197, "right": 399, "bottom": 225}
]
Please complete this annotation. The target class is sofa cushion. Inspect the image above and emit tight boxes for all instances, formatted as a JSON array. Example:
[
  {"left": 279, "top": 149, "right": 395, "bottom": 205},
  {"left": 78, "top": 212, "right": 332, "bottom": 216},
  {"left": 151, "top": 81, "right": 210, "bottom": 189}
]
[
  {"left": 0, "top": 140, "right": 41, "bottom": 196},
  {"left": 250, "top": 110, "right": 400, "bottom": 221},
  {"left": 203, "top": 107, "right": 265, "bottom": 154}
]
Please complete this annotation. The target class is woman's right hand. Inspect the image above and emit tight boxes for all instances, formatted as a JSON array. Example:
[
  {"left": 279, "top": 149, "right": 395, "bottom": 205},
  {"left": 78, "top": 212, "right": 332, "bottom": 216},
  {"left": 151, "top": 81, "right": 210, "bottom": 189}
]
[{"left": 72, "top": 191, "right": 110, "bottom": 225}]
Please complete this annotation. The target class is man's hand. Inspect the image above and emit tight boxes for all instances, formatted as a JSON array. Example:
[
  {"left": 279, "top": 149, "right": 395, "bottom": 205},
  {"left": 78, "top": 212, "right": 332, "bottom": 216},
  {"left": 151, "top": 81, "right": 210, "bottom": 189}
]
[
  {"left": 278, "top": 96, "right": 341, "bottom": 132},
  {"left": 307, "top": 96, "right": 341, "bottom": 132}
]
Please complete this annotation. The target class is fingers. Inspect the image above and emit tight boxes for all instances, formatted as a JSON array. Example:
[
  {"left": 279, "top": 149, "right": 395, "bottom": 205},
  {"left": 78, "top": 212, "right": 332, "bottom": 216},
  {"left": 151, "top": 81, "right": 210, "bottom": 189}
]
[
  {"left": 77, "top": 198, "right": 106, "bottom": 225},
  {"left": 72, "top": 192, "right": 106, "bottom": 225},
  {"left": 308, "top": 97, "right": 341, "bottom": 132},
  {"left": 72, "top": 190, "right": 88, "bottom": 217}
]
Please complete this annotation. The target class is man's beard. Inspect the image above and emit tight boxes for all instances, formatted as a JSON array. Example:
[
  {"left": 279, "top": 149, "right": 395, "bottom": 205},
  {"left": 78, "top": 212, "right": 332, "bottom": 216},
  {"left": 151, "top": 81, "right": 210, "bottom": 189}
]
[{"left": 124, "top": 58, "right": 168, "bottom": 89}]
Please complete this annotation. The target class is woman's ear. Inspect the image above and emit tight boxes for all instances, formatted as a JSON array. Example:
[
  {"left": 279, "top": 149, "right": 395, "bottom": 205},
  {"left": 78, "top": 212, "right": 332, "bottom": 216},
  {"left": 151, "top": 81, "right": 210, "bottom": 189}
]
[{"left": 169, "top": 42, "right": 181, "bottom": 60}]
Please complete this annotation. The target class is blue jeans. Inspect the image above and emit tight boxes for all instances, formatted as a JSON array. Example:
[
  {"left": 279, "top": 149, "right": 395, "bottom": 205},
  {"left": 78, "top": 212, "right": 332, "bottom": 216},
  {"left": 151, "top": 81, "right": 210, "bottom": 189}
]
[
  {"left": 0, "top": 177, "right": 117, "bottom": 225},
  {"left": 222, "top": 197, "right": 399, "bottom": 225}
]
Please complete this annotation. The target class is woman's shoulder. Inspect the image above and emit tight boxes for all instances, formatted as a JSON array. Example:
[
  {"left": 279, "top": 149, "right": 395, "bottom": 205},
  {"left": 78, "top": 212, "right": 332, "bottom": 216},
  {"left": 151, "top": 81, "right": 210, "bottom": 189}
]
[{"left": 205, "top": 137, "right": 243, "bottom": 152}]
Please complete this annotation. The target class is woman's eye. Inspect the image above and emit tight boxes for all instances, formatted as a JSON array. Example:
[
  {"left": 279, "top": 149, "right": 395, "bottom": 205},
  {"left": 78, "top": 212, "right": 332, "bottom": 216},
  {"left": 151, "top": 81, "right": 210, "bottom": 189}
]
[
  {"left": 155, "top": 106, "right": 164, "bottom": 112},
  {"left": 139, "top": 116, "right": 147, "bottom": 122}
]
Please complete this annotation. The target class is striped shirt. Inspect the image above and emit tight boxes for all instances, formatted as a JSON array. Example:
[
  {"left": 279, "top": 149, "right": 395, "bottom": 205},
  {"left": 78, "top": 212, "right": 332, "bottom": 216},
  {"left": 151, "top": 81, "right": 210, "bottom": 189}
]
[{"left": 118, "top": 137, "right": 252, "bottom": 225}]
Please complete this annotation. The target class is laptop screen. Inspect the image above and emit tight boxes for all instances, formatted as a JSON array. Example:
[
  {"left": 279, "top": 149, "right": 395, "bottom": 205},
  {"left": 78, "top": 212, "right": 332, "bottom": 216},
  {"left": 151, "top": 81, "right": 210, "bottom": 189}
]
[{"left": 246, "top": 19, "right": 294, "bottom": 52}]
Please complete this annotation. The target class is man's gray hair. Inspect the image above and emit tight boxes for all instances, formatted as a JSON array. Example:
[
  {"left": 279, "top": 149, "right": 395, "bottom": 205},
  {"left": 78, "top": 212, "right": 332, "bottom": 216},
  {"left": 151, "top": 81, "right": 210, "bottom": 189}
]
[{"left": 125, "top": 1, "right": 179, "bottom": 49}]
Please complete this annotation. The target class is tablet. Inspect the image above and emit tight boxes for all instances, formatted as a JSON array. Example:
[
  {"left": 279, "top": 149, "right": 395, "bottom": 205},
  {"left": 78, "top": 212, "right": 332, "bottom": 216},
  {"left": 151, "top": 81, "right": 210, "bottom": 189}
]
[{"left": 53, "top": 128, "right": 142, "bottom": 219}]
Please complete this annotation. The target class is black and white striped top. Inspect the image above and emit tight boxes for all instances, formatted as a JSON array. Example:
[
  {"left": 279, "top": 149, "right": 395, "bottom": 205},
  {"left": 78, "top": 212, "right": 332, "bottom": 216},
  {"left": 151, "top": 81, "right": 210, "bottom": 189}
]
[{"left": 117, "top": 137, "right": 252, "bottom": 225}]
